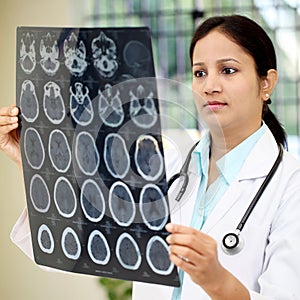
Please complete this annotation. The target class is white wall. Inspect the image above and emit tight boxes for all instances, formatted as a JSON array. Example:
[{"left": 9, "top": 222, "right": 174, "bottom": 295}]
[{"left": 0, "top": 1, "right": 106, "bottom": 299}]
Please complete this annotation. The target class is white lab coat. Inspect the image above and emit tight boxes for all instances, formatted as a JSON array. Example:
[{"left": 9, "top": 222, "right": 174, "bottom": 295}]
[
  {"left": 133, "top": 127, "right": 300, "bottom": 300},
  {"left": 11, "top": 127, "right": 300, "bottom": 299}
]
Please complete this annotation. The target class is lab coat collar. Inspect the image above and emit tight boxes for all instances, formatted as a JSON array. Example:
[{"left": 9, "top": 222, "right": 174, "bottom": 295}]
[
  {"left": 216, "top": 124, "right": 266, "bottom": 185},
  {"left": 237, "top": 126, "right": 279, "bottom": 181},
  {"left": 192, "top": 129, "right": 211, "bottom": 177},
  {"left": 191, "top": 124, "right": 269, "bottom": 182}
]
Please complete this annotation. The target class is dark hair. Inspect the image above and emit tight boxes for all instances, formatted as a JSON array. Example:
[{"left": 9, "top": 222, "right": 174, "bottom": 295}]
[{"left": 190, "top": 15, "right": 287, "bottom": 148}]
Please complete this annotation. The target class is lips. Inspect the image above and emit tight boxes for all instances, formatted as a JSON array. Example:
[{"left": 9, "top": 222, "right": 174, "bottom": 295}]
[{"left": 204, "top": 101, "right": 227, "bottom": 111}]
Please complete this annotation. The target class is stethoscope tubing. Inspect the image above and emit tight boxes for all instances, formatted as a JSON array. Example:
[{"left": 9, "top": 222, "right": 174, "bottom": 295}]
[
  {"left": 167, "top": 141, "right": 200, "bottom": 202},
  {"left": 236, "top": 144, "right": 283, "bottom": 232},
  {"left": 168, "top": 141, "right": 284, "bottom": 254}
]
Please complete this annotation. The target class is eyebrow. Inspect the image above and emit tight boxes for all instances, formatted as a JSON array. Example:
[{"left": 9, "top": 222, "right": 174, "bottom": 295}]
[{"left": 192, "top": 58, "right": 241, "bottom": 67}]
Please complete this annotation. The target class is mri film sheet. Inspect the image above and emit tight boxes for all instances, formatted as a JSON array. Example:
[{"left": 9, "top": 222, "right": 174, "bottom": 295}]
[{"left": 16, "top": 26, "right": 179, "bottom": 287}]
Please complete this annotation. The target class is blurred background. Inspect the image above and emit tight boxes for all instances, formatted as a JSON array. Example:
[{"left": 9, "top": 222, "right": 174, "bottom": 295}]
[{"left": 1, "top": 0, "right": 299, "bottom": 299}]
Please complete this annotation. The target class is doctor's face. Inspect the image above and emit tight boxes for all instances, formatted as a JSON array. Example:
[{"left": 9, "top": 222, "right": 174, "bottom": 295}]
[{"left": 192, "top": 30, "right": 264, "bottom": 138}]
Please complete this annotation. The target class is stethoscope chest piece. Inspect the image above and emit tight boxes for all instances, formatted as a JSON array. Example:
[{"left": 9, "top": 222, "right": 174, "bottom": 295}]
[{"left": 221, "top": 231, "right": 244, "bottom": 255}]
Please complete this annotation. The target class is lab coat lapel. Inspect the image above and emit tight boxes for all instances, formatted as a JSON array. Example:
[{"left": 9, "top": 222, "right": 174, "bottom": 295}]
[
  {"left": 201, "top": 181, "right": 243, "bottom": 232},
  {"left": 201, "top": 128, "right": 278, "bottom": 233},
  {"left": 237, "top": 128, "right": 278, "bottom": 180}
]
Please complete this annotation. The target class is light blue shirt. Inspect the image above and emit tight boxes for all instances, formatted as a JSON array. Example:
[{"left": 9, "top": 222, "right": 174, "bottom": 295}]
[{"left": 172, "top": 123, "right": 266, "bottom": 300}]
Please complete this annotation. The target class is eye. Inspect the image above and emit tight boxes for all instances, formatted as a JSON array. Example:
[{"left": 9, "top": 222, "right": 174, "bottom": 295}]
[
  {"left": 222, "top": 67, "right": 236, "bottom": 75},
  {"left": 193, "top": 70, "right": 206, "bottom": 78}
]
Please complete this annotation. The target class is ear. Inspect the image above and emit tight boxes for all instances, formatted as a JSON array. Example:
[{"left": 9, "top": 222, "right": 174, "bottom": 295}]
[{"left": 260, "top": 69, "right": 278, "bottom": 101}]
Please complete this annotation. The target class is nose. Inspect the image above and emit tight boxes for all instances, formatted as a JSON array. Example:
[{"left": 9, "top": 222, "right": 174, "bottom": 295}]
[{"left": 203, "top": 73, "right": 222, "bottom": 95}]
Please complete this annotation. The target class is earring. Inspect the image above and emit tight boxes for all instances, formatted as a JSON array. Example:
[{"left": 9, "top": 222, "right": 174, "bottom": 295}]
[{"left": 265, "top": 93, "right": 270, "bottom": 99}]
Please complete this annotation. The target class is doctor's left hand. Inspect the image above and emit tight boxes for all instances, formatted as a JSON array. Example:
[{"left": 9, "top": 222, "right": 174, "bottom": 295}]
[{"left": 165, "top": 223, "right": 250, "bottom": 300}]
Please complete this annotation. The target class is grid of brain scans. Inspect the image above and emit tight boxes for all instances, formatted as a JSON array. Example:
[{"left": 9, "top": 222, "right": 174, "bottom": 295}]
[{"left": 16, "top": 26, "right": 179, "bottom": 287}]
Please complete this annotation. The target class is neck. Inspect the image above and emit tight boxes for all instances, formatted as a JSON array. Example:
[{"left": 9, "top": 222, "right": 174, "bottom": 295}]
[{"left": 209, "top": 122, "right": 262, "bottom": 160}]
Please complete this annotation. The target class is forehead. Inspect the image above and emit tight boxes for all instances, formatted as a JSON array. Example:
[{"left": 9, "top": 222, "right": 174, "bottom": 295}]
[{"left": 192, "top": 30, "right": 254, "bottom": 65}]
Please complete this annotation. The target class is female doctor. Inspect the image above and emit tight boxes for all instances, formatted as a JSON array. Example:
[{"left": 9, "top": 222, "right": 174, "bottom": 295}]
[{"left": 1, "top": 14, "right": 300, "bottom": 300}]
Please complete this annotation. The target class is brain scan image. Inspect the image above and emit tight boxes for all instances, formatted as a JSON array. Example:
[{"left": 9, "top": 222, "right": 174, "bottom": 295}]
[
  {"left": 75, "top": 131, "right": 100, "bottom": 176},
  {"left": 87, "top": 230, "right": 110, "bottom": 265},
  {"left": 91, "top": 32, "right": 118, "bottom": 78},
  {"left": 146, "top": 236, "right": 174, "bottom": 275},
  {"left": 30, "top": 174, "right": 50, "bottom": 213},
  {"left": 17, "top": 26, "right": 178, "bottom": 286},
  {"left": 54, "top": 177, "right": 77, "bottom": 218},
  {"left": 61, "top": 227, "right": 81, "bottom": 260},
  {"left": 80, "top": 179, "right": 105, "bottom": 222},
  {"left": 70, "top": 82, "right": 94, "bottom": 126},
  {"left": 129, "top": 85, "right": 157, "bottom": 129},
  {"left": 116, "top": 232, "right": 141, "bottom": 270},
  {"left": 19, "top": 32, "right": 36, "bottom": 74},
  {"left": 24, "top": 127, "right": 45, "bottom": 170},
  {"left": 63, "top": 32, "right": 88, "bottom": 77},
  {"left": 40, "top": 33, "right": 60, "bottom": 76},
  {"left": 37, "top": 224, "right": 55, "bottom": 254},
  {"left": 139, "top": 184, "right": 168, "bottom": 231},
  {"left": 43, "top": 81, "right": 66, "bottom": 124},
  {"left": 98, "top": 84, "right": 124, "bottom": 127},
  {"left": 20, "top": 80, "right": 39, "bottom": 123},
  {"left": 134, "top": 135, "right": 163, "bottom": 181},
  {"left": 109, "top": 181, "right": 136, "bottom": 227},
  {"left": 104, "top": 133, "right": 130, "bottom": 179},
  {"left": 48, "top": 129, "right": 71, "bottom": 173},
  {"left": 123, "top": 40, "right": 151, "bottom": 76}
]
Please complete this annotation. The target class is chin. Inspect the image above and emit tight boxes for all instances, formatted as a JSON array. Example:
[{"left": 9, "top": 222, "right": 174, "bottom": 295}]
[{"left": 199, "top": 112, "right": 224, "bottom": 131}]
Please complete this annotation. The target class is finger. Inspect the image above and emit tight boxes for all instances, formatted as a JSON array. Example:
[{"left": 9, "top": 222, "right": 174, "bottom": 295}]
[
  {"left": 9, "top": 105, "right": 19, "bottom": 116},
  {"left": 169, "top": 248, "right": 198, "bottom": 273},
  {"left": 0, "top": 122, "right": 19, "bottom": 134},
  {"left": 169, "top": 244, "right": 197, "bottom": 265},
  {"left": 166, "top": 228, "right": 216, "bottom": 256},
  {"left": 169, "top": 253, "right": 195, "bottom": 272},
  {"left": 166, "top": 223, "right": 198, "bottom": 235},
  {"left": 0, "top": 106, "right": 19, "bottom": 117},
  {"left": 0, "top": 115, "right": 19, "bottom": 126},
  {"left": 166, "top": 233, "right": 204, "bottom": 256},
  {"left": 166, "top": 224, "right": 210, "bottom": 246}
]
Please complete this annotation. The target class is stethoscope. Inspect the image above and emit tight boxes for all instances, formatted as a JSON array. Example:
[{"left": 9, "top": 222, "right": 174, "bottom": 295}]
[{"left": 168, "top": 142, "right": 284, "bottom": 255}]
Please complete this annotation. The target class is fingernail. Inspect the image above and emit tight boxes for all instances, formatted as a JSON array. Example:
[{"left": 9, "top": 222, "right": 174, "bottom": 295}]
[
  {"left": 165, "top": 223, "right": 173, "bottom": 232},
  {"left": 11, "top": 117, "right": 18, "bottom": 122},
  {"left": 166, "top": 235, "right": 171, "bottom": 243},
  {"left": 11, "top": 107, "right": 18, "bottom": 115}
]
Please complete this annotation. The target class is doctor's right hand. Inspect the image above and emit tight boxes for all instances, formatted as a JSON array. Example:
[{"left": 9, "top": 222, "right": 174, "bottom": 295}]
[{"left": 0, "top": 106, "right": 22, "bottom": 168}]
